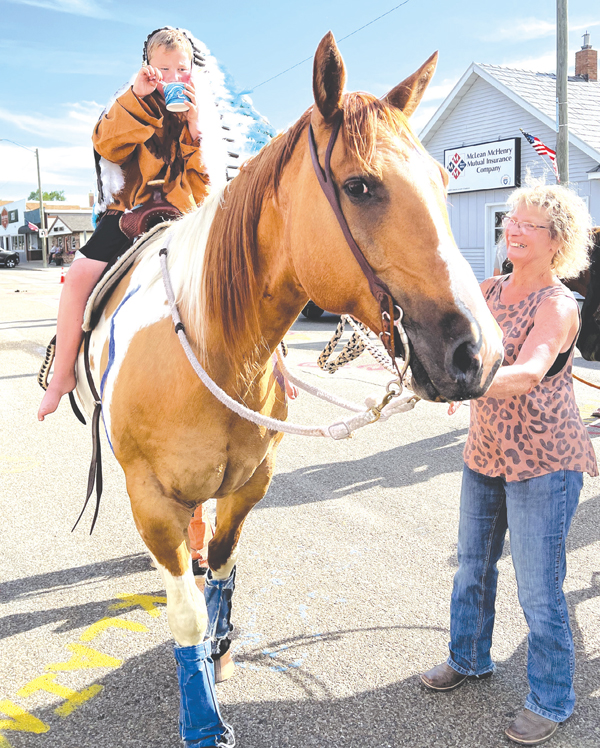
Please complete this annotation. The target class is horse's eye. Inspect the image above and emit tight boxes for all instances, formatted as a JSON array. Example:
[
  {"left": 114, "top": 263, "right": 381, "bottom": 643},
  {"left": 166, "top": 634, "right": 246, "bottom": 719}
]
[{"left": 344, "top": 178, "right": 370, "bottom": 199}]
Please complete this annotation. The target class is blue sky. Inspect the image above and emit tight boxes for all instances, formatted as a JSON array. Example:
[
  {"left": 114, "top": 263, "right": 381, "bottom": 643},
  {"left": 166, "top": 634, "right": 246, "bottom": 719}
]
[{"left": 0, "top": 0, "right": 598, "bottom": 205}]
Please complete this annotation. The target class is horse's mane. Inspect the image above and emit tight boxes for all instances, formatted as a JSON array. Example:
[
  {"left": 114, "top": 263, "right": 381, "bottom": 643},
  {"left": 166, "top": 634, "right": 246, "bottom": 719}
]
[{"left": 146, "top": 92, "right": 415, "bottom": 377}]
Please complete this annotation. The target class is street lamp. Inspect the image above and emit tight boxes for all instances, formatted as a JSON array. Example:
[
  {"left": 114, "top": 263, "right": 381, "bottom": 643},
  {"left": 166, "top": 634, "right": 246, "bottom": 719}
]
[{"left": 0, "top": 139, "right": 48, "bottom": 267}]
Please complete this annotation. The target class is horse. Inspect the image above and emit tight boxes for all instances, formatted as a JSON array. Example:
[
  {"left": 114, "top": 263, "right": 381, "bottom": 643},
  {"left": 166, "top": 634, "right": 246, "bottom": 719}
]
[
  {"left": 570, "top": 228, "right": 600, "bottom": 361},
  {"left": 75, "top": 32, "right": 504, "bottom": 747}
]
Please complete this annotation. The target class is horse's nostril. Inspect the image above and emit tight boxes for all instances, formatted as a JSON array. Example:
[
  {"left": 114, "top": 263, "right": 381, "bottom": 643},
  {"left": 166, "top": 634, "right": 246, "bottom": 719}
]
[{"left": 452, "top": 340, "right": 476, "bottom": 376}]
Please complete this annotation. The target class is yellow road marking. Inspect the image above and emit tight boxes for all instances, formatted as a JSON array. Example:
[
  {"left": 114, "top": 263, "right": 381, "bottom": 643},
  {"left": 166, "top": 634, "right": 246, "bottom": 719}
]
[
  {"left": 46, "top": 643, "right": 122, "bottom": 672},
  {"left": 0, "top": 701, "right": 48, "bottom": 745},
  {"left": 0, "top": 457, "right": 39, "bottom": 474},
  {"left": 80, "top": 616, "right": 148, "bottom": 641},
  {"left": 108, "top": 593, "right": 167, "bottom": 618}
]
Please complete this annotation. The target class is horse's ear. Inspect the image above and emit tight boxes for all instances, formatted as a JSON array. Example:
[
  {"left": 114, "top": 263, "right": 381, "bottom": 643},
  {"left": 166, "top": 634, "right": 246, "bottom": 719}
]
[
  {"left": 312, "top": 31, "right": 346, "bottom": 123},
  {"left": 382, "top": 51, "right": 438, "bottom": 117}
]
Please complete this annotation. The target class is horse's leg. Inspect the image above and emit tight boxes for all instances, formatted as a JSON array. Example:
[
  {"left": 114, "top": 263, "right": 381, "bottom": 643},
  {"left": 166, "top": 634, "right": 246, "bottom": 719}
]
[
  {"left": 205, "top": 446, "right": 281, "bottom": 673},
  {"left": 127, "top": 477, "right": 233, "bottom": 748}
]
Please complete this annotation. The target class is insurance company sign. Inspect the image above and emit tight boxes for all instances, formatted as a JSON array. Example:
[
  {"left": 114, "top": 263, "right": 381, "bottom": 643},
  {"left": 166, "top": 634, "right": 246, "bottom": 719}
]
[{"left": 444, "top": 138, "right": 520, "bottom": 193}]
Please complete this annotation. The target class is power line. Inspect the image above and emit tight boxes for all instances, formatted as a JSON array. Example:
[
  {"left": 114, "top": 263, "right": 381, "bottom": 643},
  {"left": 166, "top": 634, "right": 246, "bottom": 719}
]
[{"left": 250, "top": 0, "right": 411, "bottom": 91}]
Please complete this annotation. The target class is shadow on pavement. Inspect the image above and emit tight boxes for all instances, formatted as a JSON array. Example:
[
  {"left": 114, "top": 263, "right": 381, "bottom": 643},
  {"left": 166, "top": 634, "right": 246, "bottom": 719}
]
[
  {"left": 263, "top": 429, "right": 469, "bottom": 509},
  {"left": 1, "top": 554, "right": 154, "bottom": 604},
  {"left": 4, "top": 587, "right": 599, "bottom": 748}
]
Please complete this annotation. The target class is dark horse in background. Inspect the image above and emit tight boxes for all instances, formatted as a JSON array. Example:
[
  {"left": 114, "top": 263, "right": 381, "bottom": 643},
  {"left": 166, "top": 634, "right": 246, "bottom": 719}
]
[{"left": 568, "top": 228, "right": 600, "bottom": 361}]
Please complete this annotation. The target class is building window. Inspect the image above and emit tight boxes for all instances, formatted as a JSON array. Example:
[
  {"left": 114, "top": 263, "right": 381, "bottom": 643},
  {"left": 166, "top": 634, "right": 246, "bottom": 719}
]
[
  {"left": 494, "top": 211, "right": 507, "bottom": 246},
  {"left": 8, "top": 210, "right": 18, "bottom": 223}
]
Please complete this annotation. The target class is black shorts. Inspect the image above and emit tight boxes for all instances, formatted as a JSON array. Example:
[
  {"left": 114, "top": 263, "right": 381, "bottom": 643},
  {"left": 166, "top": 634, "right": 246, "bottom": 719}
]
[{"left": 79, "top": 212, "right": 132, "bottom": 263}]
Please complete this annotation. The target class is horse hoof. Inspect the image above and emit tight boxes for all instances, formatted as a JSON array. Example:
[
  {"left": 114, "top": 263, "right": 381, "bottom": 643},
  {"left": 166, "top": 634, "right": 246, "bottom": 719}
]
[{"left": 214, "top": 650, "right": 235, "bottom": 683}]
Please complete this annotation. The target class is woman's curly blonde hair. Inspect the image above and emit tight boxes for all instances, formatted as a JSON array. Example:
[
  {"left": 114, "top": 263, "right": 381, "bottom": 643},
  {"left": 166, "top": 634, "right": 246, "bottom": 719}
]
[{"left": 506, "top": 182, "right": 593, "bottom": 279}]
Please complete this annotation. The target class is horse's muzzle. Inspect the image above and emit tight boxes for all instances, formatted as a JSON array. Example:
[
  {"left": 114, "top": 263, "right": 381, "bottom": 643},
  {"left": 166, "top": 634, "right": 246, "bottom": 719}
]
[{"left": 405, "top": 315, "right": 501, "bottom": 402}]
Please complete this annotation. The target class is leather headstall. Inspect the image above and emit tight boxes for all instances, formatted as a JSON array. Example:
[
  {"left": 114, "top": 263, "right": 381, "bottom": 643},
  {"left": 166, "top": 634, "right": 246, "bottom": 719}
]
[{"left": 308, "top": 115, "right": 405, "bottom": 380}]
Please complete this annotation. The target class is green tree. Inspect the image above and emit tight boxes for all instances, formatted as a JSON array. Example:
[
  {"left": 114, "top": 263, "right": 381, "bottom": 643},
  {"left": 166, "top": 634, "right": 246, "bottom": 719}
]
[{"left": 28, "top": 189, "right": 66, "bottom": 201}]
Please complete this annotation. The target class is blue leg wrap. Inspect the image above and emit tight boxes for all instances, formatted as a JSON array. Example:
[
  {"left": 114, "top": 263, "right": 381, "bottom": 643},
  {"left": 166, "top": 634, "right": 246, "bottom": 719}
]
[
  {"left": 174, "top": 640, "right": 235, "bottom": 747},
  {"left": 204, "top": 567, "right": 236, "bottom": 655}
]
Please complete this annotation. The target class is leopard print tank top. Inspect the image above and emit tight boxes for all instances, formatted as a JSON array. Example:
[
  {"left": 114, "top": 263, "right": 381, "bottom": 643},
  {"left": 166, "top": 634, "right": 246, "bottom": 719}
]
[{"left": 464, "top": 276, "right": 598, "bottom": 481}]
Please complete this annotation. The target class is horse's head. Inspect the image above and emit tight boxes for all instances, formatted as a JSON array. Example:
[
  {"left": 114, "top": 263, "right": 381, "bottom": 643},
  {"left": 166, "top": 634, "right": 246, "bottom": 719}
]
[
  {"left": 576, "top": 228, "right": 600, "bottom": 361},
  {"left": 289, "top": 32, "right": 503, "bottom": 401}
]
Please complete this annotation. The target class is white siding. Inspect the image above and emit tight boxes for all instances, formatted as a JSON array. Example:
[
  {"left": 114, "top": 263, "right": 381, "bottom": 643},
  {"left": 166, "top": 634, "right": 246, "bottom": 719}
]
[
  {"left": 588, "top": 180, "right": 600, "bottom": 225},
  {"left": 423, "top": 76, "right": 600, "bottom": 276},
  {"left": 447, "top": 188, "right": 511, "bottom": 281},
  {"left": 425, "top": 77, "right": 597, "bottom": 184}
]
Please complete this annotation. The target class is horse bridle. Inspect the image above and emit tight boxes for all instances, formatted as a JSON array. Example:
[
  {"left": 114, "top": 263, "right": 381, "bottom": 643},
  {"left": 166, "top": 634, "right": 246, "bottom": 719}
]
[{"left": 308, "top": 115, "right": 409, "bottom": 386}]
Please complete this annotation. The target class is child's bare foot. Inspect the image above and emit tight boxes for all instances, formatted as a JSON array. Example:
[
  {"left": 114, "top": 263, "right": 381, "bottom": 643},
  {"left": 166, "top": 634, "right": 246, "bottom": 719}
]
[{"left": 38, "top": 375, "right": 76, "bottom": 421}]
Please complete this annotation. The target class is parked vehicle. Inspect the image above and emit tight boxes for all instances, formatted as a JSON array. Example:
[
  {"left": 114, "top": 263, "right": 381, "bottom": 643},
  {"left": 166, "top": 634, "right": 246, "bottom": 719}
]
[
  {"left": 301, "top": 301, "right": 324, "bottom": 320},
  {"left": 0, "top": 249, "right": 20, "bottom": 268}
]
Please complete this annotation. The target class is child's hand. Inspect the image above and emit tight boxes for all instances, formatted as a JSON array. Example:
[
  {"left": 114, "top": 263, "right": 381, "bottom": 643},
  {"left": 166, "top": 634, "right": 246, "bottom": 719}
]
[
  {"left": 447, "top": 401, "right": 462, "bottom": 416},
  {"left": 132, "top": 65, "right": 163, "bottom": 98},
  {"left": 184, "top": 81, "right": 199, "bottom": 140}
]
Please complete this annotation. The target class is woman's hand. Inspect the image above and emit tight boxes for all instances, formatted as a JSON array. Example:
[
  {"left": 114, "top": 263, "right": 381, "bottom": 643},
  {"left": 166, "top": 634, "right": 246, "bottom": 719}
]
[
  {"left": 132, "top": 65, "right": 163, "bottom": 98},
  {"left": 184, "top": 80, "right": 199, "bottom": 140}
]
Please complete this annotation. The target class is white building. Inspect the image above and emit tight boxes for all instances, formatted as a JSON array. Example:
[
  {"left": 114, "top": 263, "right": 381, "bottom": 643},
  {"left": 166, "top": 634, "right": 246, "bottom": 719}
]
[
  {"left": 0, "top": 199, "right": 30, "bottom": 262},
  {"left": 420, "top": 38, "right": 600, "bottom": 280},
  {"left": 0, "top": 199, "right": 94, "bottom": 262}
]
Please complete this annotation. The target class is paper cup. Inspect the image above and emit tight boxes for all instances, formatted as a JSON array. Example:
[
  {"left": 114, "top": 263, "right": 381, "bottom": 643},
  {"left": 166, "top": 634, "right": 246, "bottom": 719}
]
[{"left": 164, "top": 82, "right": 189, "bottom": 112}]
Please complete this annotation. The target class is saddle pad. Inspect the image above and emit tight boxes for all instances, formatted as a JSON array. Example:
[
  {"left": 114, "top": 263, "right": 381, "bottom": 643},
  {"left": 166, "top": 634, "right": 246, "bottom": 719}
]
[{"left": 83, "top": 222, "right": 171, "bottom": 332}]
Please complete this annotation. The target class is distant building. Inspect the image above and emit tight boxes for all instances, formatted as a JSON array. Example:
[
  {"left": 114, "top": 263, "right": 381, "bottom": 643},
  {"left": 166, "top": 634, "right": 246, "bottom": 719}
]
[
  {"left": 0, "top": 199, "right": 94, "bottom": 262},
  {"left": 0, "top": 199, "right": 29, "bottom": 261},
  {"left": 420, "top": 35, "right": 600, "bottom": 280},
  {"left": 46, "top": 210, "right": 94, "bottom": 263}
]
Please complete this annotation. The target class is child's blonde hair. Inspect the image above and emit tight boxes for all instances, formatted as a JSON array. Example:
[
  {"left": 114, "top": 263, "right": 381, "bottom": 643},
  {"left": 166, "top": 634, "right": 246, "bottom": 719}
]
[{"left": 147, "top": 28, "right": 193, "bottom": 63}]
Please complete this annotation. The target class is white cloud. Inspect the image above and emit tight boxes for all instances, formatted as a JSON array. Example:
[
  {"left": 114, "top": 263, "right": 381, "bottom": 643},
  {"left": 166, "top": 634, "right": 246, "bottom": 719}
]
[
  {"left": 0, "top": 103, "right": 101, "bottom": 198},
  {"left": 0, "top": 102, "right": 104, "bottom": 145},
  {"left": 412, "top": 105, "right": 440, "bottom": 136},
  {"left": 484, "top": 18, "right": 600, "bottom": 42},
  {"left": 421, "top": 78, "right": 460, "bottom": 103},
  {"left": 488, "top": 18, "right": 556, "bottom": 41},
  {"left": 571, "top": 21, "right": 600, "bottom": 33},
  {"left": 0, "top": 143, "right": 96, "bottom": 203},
  {"left": 496, "top": 52, "right": 557, "bottom": 73},
  {"left": 495, "top": 45, "right": 589, "bottom": 74},
  {"left": 5, "top": 0, "right": 112, "bottom": 19},
  {"left": 0, "top": 40, "right": 127, "bottom": 77}
]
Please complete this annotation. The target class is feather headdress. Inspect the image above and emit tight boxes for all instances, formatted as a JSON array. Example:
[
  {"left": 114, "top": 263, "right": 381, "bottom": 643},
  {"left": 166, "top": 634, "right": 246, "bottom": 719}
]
[{"left": 94, "top": 27, "right": 275, "bottom": 216}]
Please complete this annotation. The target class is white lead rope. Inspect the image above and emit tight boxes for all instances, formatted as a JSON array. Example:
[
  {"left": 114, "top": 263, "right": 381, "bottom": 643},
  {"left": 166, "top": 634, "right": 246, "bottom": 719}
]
[{"left": 159, "top": 249, "right": 419, "bottom": 439}]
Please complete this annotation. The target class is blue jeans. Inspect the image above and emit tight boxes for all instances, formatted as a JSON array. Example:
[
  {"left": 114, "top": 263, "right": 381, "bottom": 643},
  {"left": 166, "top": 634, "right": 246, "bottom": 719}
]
[{"left": 448, "top": 464, "right": 582, "bottom": 722}]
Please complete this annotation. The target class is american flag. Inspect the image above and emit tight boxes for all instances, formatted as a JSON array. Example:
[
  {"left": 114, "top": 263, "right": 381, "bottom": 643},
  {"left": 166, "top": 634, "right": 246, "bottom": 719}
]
[
  {"left": 27, "top": 221, "right": 39, "bottom": 232},
  {"left": 520, "top": 129, "right": 559, "bottom": 181}
]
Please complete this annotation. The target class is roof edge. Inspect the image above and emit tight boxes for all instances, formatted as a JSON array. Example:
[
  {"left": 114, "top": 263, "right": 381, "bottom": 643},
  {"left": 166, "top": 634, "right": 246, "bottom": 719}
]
[
  {"left": 419, "top": 63, "right": 478, "bottom": 142},
  {"left": 420, "top": 63, "right": 600, "bottom": 163}
]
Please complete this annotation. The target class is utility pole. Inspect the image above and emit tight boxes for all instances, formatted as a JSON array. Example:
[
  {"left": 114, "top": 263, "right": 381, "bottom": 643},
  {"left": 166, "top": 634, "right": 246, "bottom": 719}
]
[
  {"left": 0, "top": 139, "right": 49, "bottom": 267},
  {"left": 556, "top": 0, "right": 569, "bottom": 183},
  {"left": 35, "top": 148, "right": 48, "bottom": 268}
]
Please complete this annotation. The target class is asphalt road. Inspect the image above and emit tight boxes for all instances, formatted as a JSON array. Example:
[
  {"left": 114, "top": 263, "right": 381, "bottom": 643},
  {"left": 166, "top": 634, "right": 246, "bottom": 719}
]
[{"left": 1, "top": 264, "right": 599, "bottom": 748}]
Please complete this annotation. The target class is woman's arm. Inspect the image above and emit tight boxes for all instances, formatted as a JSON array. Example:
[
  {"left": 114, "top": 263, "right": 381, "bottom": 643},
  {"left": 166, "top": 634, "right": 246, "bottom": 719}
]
[{"left": 481, "top": 294, "right": 579, "bottom": 399}]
